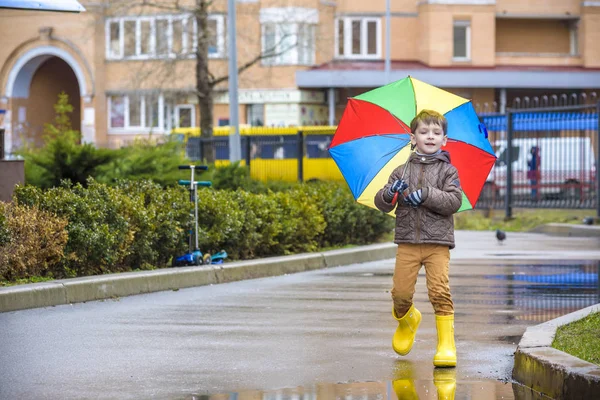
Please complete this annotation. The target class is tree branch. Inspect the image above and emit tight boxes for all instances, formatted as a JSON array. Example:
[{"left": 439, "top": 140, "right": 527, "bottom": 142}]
[{"left": 209, "top": 34, "right": 298, "bottom": 87}]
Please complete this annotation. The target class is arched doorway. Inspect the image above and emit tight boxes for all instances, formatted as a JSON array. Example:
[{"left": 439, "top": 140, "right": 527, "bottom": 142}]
[{"left": 10, "top": 56, "right": 80, "bottom": 149}]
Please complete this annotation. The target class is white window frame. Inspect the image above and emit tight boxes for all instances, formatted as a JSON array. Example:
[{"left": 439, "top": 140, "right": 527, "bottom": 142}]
[
  {"left": 261, "top": 22, "right": 316, "bottom": 66},
  {"left": 105, "top": 14, "right": 226, "bottom": 60},
  {"left": 334, "top": 17, "right": 381, "bottom": 59},
  {"left": 569, "top": 21, "right": 579, "bottom": 56},
  {"left": 175, "top": 104, "right": 196, "bottom": 128},
  {"left": 452, "top": 20, "right": 471, "bottom": 61},
  {"left": 107, "top": 93, "right": 170, "bottom": 133}
]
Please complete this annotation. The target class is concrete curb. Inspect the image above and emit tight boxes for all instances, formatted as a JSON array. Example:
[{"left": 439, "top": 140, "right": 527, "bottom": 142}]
[
  {"left": 512, "top": 304, "right": 600, "bottom": 399},
  {"left": 529, "top": 223, "right": 600, "bottom": 237},
  {"left": 0, "top": 242, "right": 397, "bottom": 313}
]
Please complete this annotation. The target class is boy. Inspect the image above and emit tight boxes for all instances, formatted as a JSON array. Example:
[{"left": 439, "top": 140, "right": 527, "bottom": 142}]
[{"left": 374, "top": 109, "right": 462, "bottom": 367}]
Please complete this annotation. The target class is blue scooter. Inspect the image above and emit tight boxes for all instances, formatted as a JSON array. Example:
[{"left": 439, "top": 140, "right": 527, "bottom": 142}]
[{"left": 172, "top": 165, "right": 228, "bottom": 267}]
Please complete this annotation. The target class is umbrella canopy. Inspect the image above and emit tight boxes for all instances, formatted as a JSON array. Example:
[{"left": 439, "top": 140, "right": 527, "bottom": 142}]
[
  {"left": 0, "top": 0, "right": 85, "bottom": 12},
  {"left": 329, "top": 76, "right": 496, "bottom": 213}
]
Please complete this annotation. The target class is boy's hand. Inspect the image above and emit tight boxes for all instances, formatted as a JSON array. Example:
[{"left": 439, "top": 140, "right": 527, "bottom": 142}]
[
  {"left": 383, "top": 179, "right": 408, "bottom": 203},
  {"left": 404, "top": 189, "right": 423, "bottom": 207}
]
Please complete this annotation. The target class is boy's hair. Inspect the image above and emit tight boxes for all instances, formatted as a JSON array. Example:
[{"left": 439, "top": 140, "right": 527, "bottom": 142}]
[{"left": 410, "top": 109, "right": 447, "bottom": 135}]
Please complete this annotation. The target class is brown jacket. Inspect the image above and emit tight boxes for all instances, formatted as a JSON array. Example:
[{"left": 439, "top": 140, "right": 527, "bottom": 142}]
[{"left": 374, "top": 151, "right": 462, "bottom": 249}]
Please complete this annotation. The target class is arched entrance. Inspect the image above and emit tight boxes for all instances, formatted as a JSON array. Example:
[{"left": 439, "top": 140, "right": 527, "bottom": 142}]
[
  {"left": 4, "top": 45, "right": 90, "bottom": 154},
  {"left": 10, "top": 57, "right": 80, "bottom": 148}
]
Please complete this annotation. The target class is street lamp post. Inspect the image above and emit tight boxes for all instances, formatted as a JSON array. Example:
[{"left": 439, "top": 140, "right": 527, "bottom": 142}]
[
  {"left": 385, "top": 0, "right": 391, "bottom": 84},
  {"left": 227, "top": 0, "right": 241, "bottom": 162}
]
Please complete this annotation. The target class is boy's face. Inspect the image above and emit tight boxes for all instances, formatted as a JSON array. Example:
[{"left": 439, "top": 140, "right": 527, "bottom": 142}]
[{"left": 411, "top": 121, "right": 447, "bottom": 155}]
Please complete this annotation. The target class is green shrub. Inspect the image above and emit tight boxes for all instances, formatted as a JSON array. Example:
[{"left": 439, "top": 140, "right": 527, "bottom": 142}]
[
  {"left": 14, "top": 180, "right": 134, "bottom": 277},
  {"left": 96, "top": 139, "right": 189, "bottom": 187},
  {"left": 18, "top": 93, "right": 115, "bottom": 189},
  {"left": 306, "top": 181, "right": 394, "bottom": 247},
  {"left": 272, "top": 189, "right": 326, "bottom": 254},
  {"left": 114, "top": 180, "right": 190, "bottom": 269},
  {"left": 0, "top": 202, "right": 68, "bottom": 281}
]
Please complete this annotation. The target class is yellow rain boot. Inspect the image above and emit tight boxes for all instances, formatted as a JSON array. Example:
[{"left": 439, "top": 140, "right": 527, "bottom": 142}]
[
  {"left": 392, "top": 304, "right": 422, "bottom": 355},
  {"left": 392, "top": 361, "right": 418, "bottom": 400},
  {"left": 433, "top": 368, "right": 456, "bottom": 400},
  {"left": 433, "top": 314, "right": 456, "bottom": 367}
]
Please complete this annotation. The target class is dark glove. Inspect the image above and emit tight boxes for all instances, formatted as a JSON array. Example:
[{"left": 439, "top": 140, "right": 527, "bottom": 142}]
[
  {"left": 404, "top": 189, "right": 423, "bottom": 208},
  {"left": 383, "top": 179, "right": 408, "bottom": 203}
]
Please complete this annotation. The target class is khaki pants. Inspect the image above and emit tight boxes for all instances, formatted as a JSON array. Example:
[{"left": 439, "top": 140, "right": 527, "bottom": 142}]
[{"left": 391, "top": 243, "right": 454, "bottom": 317}]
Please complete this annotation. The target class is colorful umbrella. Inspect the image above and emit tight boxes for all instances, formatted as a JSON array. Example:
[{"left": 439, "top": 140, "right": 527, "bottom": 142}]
[{"left": 329, "top": 76, "right": 496, "bottom": 213}]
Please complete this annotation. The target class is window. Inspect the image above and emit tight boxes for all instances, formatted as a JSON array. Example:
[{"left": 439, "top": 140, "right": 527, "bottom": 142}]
[
  {"left": 298, "top": 24, "right": 316, "bottom": 65},
  {"left": 105, "top": 14, "right": 225, "bottom": 60},
  {"left": 128, "top": 94, "right": 142, "bottom": 127},
  {"left": 247, "top": 104, "right": 264, "bottom": 126},
  {"left": 453, "top": 20, "right": 471, "bottom": 61},
  {"left": 109, "top": 95, "right": 125, "bottom": 128},
  {"left": 108, "top": 93, "right": 167, "bottom": 131},
  {"left": 261, "top": 23, "right": 315, "bottom": 65},
  {"left": 569, "top": 21, "right": 579, "bottom": 56},
  {"left": 335, "top": 17, "right": 380, "bottom": 58},
  {"left": 175, "top": 105, "right": 195, "bottom": 128},
  {"left": 109, "top": 21, "right": 121, "bottom": 58}
]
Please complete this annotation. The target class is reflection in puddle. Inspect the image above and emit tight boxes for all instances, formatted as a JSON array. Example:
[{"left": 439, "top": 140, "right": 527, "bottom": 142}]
[
  {"left": 482, "top": 260, "right": 600, "bottom": 323},
  {"left": 183, "top": 374, "right": 516, "bottom": 400}
]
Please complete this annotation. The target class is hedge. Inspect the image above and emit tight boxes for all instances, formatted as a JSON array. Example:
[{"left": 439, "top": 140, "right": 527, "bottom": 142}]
[{"left": 1, "top": 179, "right": 393, "bottom": 282}]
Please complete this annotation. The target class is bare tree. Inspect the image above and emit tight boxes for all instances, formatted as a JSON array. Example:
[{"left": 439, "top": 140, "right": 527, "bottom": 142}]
[{"left": 100, "top": 0, "right": 301, "bottom": 161}]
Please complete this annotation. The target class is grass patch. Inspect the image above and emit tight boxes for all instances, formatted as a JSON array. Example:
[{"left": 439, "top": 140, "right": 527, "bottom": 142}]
[
  {"left": 552, "top": 312, "right": 600, "bottom": 366},
  {"left": 454, "top": 208, "right": 591, "bottom": 232},
  {"left": 0, "top": 276, "right": 55, "bottom": 287}
]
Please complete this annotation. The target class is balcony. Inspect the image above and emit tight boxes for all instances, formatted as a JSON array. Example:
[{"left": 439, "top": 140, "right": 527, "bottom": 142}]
[{"left": 495, "top": 18, "right": 581, "bottom": 66}]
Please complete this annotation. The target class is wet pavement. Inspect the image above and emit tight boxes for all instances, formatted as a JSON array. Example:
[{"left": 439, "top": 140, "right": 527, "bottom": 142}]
[{"left": 0, "top": 231, "right": 599, "bottom": 400}]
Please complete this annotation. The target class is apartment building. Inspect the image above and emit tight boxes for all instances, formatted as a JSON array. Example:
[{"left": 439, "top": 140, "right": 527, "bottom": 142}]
[{"left": 1, "top": 0, "right": 600, "bottom": 154}]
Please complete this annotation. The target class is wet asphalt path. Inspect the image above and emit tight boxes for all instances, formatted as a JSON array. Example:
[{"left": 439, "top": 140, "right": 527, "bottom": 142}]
[{"left": 1, "top": 231, "right": 599, "bottom": 399}]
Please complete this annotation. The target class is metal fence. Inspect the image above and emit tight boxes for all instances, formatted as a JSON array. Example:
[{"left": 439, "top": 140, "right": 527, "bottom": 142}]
[
  {"left": 176, "top": 99, "right": 599, "bottom": 215},
  {"left": 477, "top": 102, "right": 599, "bottom": 216}
]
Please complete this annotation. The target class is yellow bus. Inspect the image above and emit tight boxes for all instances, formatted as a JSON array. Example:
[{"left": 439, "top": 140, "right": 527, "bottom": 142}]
[{"left": 171, "top": 126, "right": 345, "bottom": 183}]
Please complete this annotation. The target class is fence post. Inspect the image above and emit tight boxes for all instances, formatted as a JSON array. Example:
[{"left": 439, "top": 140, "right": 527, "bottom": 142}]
[
  {"left": 0, "top": 128, "right": 4, "bottom": 160},
  {"left": 297, "top": 130, "right": 304, "bottom": 182},
  {"left": 244, "top": 136, "right": 251, "bottom": 168},
  {"left": 597, "top": 101, "right": 600, "bottom": 218},
  {"left": 505, "top": 111, "right": 513, "bottom": 219}
]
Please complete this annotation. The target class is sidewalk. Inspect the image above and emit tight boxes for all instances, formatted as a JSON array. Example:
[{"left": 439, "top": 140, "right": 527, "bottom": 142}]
[{"left": 2, "top": 224, "right": 599, "bottom": 314}]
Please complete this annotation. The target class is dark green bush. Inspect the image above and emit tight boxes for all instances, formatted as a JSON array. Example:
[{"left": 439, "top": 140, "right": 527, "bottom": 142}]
[
  {"left": 96, "top": 139, "right": 189, "bottom": 187},
  {"left": 7, "top": 173, "right": 392, "bottom": 282},
  {"left": 18, "top": 93, "right": 115, "bottom": 189},
  {"left": 114, "top": 180, "right": 189, "bottom": 269},
  {"left": 306, "top": 181, "right": 394, "bottom": 247},
  {"left": 14, "top": 179, "right": 191, "bottom": 276},
  {"left": 14, "top": 180, "right": 134, "bottom": 277}
]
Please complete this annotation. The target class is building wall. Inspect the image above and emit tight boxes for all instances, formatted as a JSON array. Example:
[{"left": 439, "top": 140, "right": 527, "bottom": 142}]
[
  {"left": 495, "top": 0, "right": 581, "bottom": 16},
  {"left": 417, "top": 4, "right": 495, "bottom": 67},
  {"left": 581, "top": 5, "right": 600, "bottom": 68},
  {"left": 496, "top": 19, "right": 571, "bottom": 54}
]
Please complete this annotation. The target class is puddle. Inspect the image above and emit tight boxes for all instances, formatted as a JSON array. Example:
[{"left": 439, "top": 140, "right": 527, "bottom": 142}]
[
  {"left": 182, "top": 377, "right": 517, "bottom": 400},
  {"left": 481, "top": 260, "right": 600, "bottom": 323}
]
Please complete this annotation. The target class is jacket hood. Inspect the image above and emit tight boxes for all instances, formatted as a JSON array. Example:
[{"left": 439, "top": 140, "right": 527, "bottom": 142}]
[{"left": 408, "top": 150, "right": 451, "bottom": 164}]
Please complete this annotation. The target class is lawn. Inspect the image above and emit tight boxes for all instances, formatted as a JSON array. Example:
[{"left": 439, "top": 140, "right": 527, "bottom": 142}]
[
  {"left": 453, "top": 208, "right": 593, "bottom": 232},
  {"left": 552, "top": 312, "right": 600, "bottom": 366}
]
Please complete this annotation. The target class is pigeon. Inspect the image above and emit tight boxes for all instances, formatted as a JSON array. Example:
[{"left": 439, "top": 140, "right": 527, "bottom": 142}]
[
  {"left": 582, "top": 217, "right": 594, "bottom": 225},
  {"left": 496, "top": 229, "right": 506, "bottom": 244}
]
